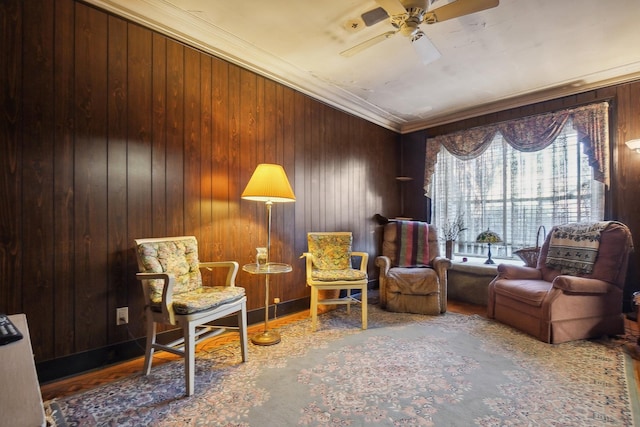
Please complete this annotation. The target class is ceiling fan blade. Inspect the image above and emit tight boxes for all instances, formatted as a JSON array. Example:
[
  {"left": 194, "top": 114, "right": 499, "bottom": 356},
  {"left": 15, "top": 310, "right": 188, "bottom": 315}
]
[
  {"left": 340, "top": 30, "right": 398, "bottom": 57},
  {"left": 412, "top": 31, "right": 441, "bottom": 64},
  {"left": 361, "top": 7, "right": 389, "bottom": 27},
  {"left": 375, "top": 0, "right": 407, "bottom": 17},
  {"left": 425, "top": 0, "right": 499, "bottom": 24}
]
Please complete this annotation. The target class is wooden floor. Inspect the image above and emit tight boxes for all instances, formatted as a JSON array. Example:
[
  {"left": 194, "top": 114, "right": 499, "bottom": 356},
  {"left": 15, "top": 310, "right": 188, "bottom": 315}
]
[{"left": 40, "top": 300, "right": 640, "bottom": 402}]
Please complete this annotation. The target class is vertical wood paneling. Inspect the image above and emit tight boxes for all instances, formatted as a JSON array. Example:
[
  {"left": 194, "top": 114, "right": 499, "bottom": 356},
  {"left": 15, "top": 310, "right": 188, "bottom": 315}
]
[
  {"left": 227, "top": 63, "right": 242, "bottom": 262},
  {"left": 6, "top": 0, "right": 400, "bottom": 364},
  {"left": 183, "top": 47, "right": 202, "bottom": 235},
  {"left": 339, "top": 114, "right": 350, "bottom": 246},
  {"left": 53, "top": 0, "right": 76, "bottom": 357},
  {"left": 0, "top": 0, "right": 22, "bottom": 314},
  {"left": 212, "top": 57, "right": 230, "bottom": 262},
  {"left": 199, "top": 55, "right": 213, "bottom": 260},
  {"left": 304, "top": 97, "right": 315, "bottom": 230},
  {"left": 239, "top": 69, "right": 261, "bottom": 307},
  {"left": 281, "top": 87, "right": 297, "bottom": 297},
  {"left": 612, "top": 82, "right": 640, "bottom": 304},
  {"left": 126, "top": 23, "right": 153, "bottom": 335},
  {"left": 151, "top": 33, "right": 167, "bottom": 238},
  {"left": 165, "top": 39, "right": 185, "bottom": 236},
  {"left": 293, "top": 91, "right": 307, "bottom": 273},
  {"left": 74, "top": 3, "right": 109, "bottom": 351},
  {"left": 22, "top": 0, "right": 55, "bottom": 358},
  {"left": 106, "top": 15, "right": 128, "bottom": 342}
]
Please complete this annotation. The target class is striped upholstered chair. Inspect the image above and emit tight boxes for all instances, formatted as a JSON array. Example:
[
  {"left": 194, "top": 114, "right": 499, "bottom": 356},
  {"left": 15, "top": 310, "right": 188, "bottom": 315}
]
[
  {"left": 376, "top": 221, "right": 451, "bottom": 315},
  {"left": 302, "top": 232, "right": 369, "bottom": 332}
]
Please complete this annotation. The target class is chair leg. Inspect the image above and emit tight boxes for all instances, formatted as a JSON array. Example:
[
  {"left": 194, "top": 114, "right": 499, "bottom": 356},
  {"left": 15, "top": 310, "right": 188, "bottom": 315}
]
[
  {"left": 238, "top": 302, "right": 248, "bottom": 362},
  {"left": 361, "top": 286, "right": 368, "bottom": 330},
  {"left": 184, "top": 323, "right": 196, "bottom": 397},
  {"left": 310, "top": 286, "right": 319, "bottom": 332},
  {"left": 143, "top": 318, "right": 157, "bottom": 375},
  {"left": 346, "top": 288, "right": 351, "bottom": 315}
]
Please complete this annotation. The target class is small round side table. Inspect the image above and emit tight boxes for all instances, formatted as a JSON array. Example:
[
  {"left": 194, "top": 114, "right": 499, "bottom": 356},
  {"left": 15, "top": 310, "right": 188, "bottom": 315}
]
[{"left": 242, "top": 262, "right": 292, "bottom": 345}]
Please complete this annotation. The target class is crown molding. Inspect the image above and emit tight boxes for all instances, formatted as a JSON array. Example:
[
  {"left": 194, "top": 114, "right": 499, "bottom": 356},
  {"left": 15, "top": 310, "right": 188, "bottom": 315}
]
[
  {"left": 83, "top": 0, "right": 640, "bottom": 135},
  {"left": 83, "top": 0, "right": 406, "bottom": 132}
]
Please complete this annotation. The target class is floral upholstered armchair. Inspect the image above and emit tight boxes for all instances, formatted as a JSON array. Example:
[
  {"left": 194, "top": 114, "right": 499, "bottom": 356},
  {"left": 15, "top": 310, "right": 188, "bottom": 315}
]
[
  {"left": 376, "top": 221, "right": 451, "bottom": 315},
  {"left": 301, "top": 232, "right": 369, "bottom": 332},
  {"left": 134, "top": 236, "right": 248, "bottom": 396}
]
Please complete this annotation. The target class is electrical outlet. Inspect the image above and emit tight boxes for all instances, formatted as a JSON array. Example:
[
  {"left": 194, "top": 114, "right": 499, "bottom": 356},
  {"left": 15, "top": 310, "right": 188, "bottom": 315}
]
[
  {"left": 273, "top": 297, "right": 280, "bottom": 304},
  {"left": 116, "top": 307, "right": 128, "bottom": 325}
]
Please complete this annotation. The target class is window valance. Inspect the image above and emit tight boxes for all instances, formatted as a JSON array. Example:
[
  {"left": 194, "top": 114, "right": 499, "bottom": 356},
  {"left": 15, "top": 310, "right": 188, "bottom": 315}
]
[{"left": 424, "top": 102, "right": 610, "bottom": 191}]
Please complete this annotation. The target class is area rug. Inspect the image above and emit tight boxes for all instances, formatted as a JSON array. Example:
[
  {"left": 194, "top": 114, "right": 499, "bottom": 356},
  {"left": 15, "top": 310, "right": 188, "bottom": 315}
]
[{"left": 46, "top": 305, "right": 639, "bottom": 426}]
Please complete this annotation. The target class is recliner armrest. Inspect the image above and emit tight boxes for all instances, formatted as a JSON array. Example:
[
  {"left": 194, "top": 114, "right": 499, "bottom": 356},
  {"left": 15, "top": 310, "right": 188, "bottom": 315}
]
[
  {"left": 552, "top": 275, "right": 611, "bottom": 294},
  {"left": 375, "top": 256, "right": 391, "bottom": 276},
  {"left": 432, "top": 256, "right": 452, "bottom": 274},
  {"left": 496, "top": 264, "right": 541, "bottom": 280}
]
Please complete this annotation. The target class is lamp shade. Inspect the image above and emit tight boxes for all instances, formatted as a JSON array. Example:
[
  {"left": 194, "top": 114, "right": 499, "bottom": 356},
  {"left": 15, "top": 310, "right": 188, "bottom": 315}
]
[
  {"left": 476, "top": 229, "right": 502, "bottom": 244},
  {"left": 241, "top": 163, "right": 296, "bottom": 203}
]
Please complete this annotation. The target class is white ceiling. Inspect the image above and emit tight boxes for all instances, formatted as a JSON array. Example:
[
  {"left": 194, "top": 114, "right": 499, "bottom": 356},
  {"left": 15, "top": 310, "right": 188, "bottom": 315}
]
[{"left": 88, "top": 0, "right": 640, "bottom": 133}]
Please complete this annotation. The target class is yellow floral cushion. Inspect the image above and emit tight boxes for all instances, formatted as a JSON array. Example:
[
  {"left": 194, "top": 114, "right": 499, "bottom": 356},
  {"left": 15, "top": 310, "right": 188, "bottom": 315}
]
[
  {"left": 308, "top": 233, "right": 353, "bottom": 270},
  {"left": 137, "top": 237, "right": 245, "bottom": 314},
  {"left": 137, "top": 238, "right": 202, "bottom": 301},
  {"left": 311, "top": 269, "right": 367, "bottom": 282},
  {"left": 149, "top": 286, "right": 245, "bottom": 315}
]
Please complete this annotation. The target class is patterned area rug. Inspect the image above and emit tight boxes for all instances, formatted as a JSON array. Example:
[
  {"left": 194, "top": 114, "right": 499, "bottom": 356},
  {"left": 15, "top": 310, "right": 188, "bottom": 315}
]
[{"left": 47, "top": 305, "right": 639, "bottom": 426}]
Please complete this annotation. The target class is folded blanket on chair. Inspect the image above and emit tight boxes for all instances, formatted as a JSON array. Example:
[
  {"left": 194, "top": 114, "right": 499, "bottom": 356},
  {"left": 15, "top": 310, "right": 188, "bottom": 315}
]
[
  {"left": 396, "top": 221, "right": 430, "bottom": 267},
  {"left": 545, "top": 221, "right": 611, "bottom": 275}
]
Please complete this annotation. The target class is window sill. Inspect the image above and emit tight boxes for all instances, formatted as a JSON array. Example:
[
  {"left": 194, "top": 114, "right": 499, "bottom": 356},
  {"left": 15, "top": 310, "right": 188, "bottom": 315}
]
[{"left": 449, "top": 256, "right": 524, "bottom": 266}]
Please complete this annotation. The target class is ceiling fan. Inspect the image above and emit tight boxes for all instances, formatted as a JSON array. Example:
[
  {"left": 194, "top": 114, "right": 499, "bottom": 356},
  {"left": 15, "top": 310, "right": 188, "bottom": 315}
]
[{"left": 341, "top": 0, "right": 499, "bottom": 64}]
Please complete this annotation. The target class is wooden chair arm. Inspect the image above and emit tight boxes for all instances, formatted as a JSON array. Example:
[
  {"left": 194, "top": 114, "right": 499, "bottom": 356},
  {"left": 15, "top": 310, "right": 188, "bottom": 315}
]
[
  {"left": 351, "top": 251, "right": 369, "bottom": 272},
  {"left": 199, "top": 261, "right": 239, "bottom": 286},
  {"left": 136, "top": 272, "right": 176, "bottom": 324},
  {"left": 300, "top": 252, "right": 314, "bottom": 284}
]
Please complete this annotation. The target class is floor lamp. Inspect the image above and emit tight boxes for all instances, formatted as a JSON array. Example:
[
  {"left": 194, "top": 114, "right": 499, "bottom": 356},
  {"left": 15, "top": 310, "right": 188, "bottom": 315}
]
[{"left": 241, "top": 164, "right": 296, "bottom": 345}]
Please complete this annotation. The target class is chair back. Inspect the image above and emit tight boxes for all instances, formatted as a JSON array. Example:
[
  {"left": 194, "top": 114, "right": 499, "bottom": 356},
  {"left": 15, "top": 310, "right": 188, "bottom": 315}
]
[
  {"left": 134, "top": 236, "right": 203, "bottom": 303},
  {"left": 382, "top": 221, "right": 440, "bottom": 267},
  {"left": 537, "top": 221, "right": 633, "bottom": 288},
  {"left": 307, "top": 232, "right": 353, "bottom": 270}
]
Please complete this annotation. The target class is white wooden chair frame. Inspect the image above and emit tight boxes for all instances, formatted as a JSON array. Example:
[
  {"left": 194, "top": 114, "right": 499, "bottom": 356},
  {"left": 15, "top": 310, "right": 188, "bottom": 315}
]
[{"left": 135, "top": 236, "right": 248, "bottom": 396}]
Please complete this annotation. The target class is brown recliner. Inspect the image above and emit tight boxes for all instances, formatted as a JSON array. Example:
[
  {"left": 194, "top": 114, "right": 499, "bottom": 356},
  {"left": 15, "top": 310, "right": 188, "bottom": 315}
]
[
  {"left": 488, "top": 221, "right": 633, "bottom": 344},
  {"left": 376, "top": 221, "right": 451, "bottom": 315}
]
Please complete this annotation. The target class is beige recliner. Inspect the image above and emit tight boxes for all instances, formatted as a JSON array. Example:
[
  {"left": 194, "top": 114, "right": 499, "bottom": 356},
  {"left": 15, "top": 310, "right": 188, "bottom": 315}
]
[
  {"left": 488, "top": 221, "right": 633, "bottom": 344},
  {"left": 376, "top": 221, "right": 451, "bottom": 314}
]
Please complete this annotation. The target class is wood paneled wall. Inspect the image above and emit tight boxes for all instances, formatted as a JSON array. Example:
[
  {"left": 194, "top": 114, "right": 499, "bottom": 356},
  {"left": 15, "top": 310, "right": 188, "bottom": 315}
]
[
  {"left": 402, "top": 83, "right": 640, "bottom": 310},
  {"left": 0, "top": 0, "right": 400, "bottom": 365}
]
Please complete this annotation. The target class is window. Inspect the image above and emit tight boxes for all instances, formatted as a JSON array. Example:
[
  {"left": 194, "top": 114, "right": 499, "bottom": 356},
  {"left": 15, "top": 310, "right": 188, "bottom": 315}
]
[{"left": 432, "top": 120, "right": 605, "bottom": 261}]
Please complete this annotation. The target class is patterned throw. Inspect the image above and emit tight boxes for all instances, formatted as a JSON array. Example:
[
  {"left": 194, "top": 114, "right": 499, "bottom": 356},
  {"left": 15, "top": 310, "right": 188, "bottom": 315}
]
[
  {"left": 545, "top": 221, "right": 611, "bottom": 274},
  {"left": 395, "top": 220, "right": 430, "bottom": 267}
]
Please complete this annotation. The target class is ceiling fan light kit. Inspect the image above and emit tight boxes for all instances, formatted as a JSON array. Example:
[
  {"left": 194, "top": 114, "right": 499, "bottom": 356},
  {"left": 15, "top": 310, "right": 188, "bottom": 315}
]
[{"left": 341, "top": 0, "right": 499, "bottom": 63}]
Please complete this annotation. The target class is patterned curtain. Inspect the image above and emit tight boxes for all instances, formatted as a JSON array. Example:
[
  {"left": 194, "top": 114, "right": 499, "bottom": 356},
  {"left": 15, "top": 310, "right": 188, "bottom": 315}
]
[{"left": 424, "top": 102, "right": 610, "bottom": 193}]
